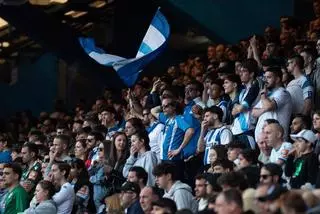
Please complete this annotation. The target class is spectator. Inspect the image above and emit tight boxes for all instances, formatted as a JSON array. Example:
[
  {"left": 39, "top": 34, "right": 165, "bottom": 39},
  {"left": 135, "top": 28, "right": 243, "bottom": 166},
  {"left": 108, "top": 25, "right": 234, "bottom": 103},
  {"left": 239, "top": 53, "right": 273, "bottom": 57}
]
[
  {"left": 264, "top": 123, "right": 293, "bottom": 166},
  {"left": 286, "top": 129, "right": 318, "bottom": 188},
  {"left": 290, "top": 114, "right": 311, "bottom": 135},
  {"left": 127, "top": 166, "right": 148, "bottom": 190},
  {"left": 50, "top": 162, "right": 75, "bottom": 214},
  {"left": 231, "top": 59, "right": 260, "bottom": 149},
  {"left": 214, "top": 189, "right": 243, "bottom": 214},
  {"left": 151, "top": 198, "right": 177, "bottom": 214},
  {"left": 153, "top": 162, "right": 197, "bottom": 212},
  {"left": 139, "top": 186, "right": 160, "bottom": 214},
  {"left": 69, "top": 158, "right": 95, "bottom": 213},
  {"left": 86, "top": 131, "right": 104, "bottom": 169},
  {"left": 253, "top": 66, "right": 292, "bottom": 141},
  {"left": 73, "top": 139, "right": 88, "bottom": 164},
  {"left": 194, "top": 174, "right": 209, "bottom": 211},
  {"left": 151, "top": 97, "right": 194, "bottom": 180},
  {"left": 227, "top": 141, "right": 246, "bottom": 168},
  {"left": 280, "top": 191, "right": 307, "bottom": 214},
  {"left": 205, "top": 145, "right": 228, "bottom": 173},
  {"left": 210, "top": 159, "right": 234, "bottom": 174},
  {"left": 119, "top": 181, "right": 143, "bottom": 214},
  {"left": 238, "top": 149, "right": 260, "bottom": 188},
  {"left": 23, "top": 180, "right": 57, "bottom": 214},
  {"left": 197, "top": 106, "right": 232, "bottom": 165},
  {"left": 256, "top": 130, "right": 272, "bottom": 164},
  {"left": 0, "top": 133, "right": 12, "bottom": 164},
  {"left": 2, "top": 163, "right": 28, "bottom": 214},
  {"left": 100, "top": 106, "right": 123, "bottom": 140},
  {"left": 142, "top": 108, "right": 164, "bottom": 161},
  {"left": 123, "top": 130, "right": 157, "bottom": 186},
  {"left": 286, "top": 55, "right": 313, "bottom": 115},
  {"left": 260, "top": 163, "right": 284, "bottom": 185},
  {"left": 124, "top": 118, "right": 145, "bottom": 143}
]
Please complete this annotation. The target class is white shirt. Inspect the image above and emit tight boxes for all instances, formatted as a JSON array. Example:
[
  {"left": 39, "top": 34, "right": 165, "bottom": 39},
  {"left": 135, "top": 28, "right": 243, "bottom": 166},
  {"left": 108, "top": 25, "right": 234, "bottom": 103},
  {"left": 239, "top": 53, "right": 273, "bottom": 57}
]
[
  {"left": 286, "top": 75, "right": 313, "bottom": 114},
  {"left": 270, "top": 142, "right": 292, "bottom": 163},
  {"left": 254, "top": 87, "right": 292, "bottom": 141},
  {"left": 53, "top": 182, "right": 75, "bottom": 214},
  {"left": 148, "top": 122, "right": 164, "bottom": 161}
]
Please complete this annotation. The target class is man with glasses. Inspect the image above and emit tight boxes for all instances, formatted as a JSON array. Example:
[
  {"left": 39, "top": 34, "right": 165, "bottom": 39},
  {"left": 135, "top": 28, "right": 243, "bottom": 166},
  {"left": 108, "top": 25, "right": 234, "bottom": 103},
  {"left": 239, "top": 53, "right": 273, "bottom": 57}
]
[
  {"left": 151, "top": 97, "right": 194, "bottom": 180},
  {"left": 86, "top": 131, "right": 104, "bottom": 169},
  {"left": 259, "top": 163, "right": 284, "bottom": 185}
]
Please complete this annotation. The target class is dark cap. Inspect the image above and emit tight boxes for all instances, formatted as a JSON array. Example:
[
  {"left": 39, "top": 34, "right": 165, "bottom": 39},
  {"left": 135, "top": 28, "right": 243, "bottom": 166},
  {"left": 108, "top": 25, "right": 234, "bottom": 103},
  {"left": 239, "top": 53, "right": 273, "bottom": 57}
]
[{"left": 120, "top": 182, "right": 140, "bottom": 195}]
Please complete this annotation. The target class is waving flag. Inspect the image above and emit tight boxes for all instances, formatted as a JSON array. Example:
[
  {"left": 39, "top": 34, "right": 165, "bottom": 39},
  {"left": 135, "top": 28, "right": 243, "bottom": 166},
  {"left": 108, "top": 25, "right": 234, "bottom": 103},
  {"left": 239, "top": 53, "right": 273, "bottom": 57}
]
[{"left": 79, "top": 8, "right": 170, "bottom": 87}]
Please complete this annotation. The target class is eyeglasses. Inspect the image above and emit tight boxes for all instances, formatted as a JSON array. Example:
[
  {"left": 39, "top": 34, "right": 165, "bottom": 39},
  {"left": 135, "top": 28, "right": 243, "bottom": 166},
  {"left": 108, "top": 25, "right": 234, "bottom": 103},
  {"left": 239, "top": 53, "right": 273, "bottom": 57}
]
[{"left": 260, "top": 174, "right": 271, "bottom": 180}]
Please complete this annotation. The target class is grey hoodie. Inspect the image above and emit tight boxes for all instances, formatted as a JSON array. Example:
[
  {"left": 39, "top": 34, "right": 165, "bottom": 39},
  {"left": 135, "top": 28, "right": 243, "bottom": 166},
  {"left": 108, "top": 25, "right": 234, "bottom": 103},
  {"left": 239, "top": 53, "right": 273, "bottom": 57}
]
[
  {"left": 23, "top": 199, "right": 57, "bottom": 214},
  {"left": 163, "top": 181, "right": 198, "bottom": 213},
  {"left": 123, "top": 151, "right": 158, "bottom": 186}
]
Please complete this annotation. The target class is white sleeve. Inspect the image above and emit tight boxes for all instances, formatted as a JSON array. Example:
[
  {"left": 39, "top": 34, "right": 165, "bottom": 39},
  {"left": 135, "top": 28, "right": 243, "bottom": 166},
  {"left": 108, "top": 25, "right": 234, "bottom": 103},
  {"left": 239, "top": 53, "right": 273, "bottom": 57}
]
[
  {"left": 272, "top": 89, "right": 291, "bottom": 109},
  {"left": 220, "top": 129, "right": 233, "bottom": 145}
]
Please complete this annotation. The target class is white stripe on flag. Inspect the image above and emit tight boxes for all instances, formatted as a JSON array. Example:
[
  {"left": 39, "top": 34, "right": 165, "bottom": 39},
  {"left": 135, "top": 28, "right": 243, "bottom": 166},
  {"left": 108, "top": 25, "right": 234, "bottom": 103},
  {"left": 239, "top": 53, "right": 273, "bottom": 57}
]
[
  {"left": 136, "top": 25, "right": 166, "bottom": 58},
  {"left": 89, "top": 52, "right": 126, "bottom": 65}
]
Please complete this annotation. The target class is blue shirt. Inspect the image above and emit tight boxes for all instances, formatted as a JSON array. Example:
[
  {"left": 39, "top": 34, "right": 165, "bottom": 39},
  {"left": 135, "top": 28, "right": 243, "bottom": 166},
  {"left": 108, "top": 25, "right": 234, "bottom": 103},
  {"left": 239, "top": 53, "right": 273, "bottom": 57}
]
[
  {"left": 159, "top": 113, "right": 191, "bottom": 161},
  {"left": 0, "top": 151, "right": 11, "bottom": 164},
  {"left": 182, "top": 100, "right": 201, "bottom": 158}
]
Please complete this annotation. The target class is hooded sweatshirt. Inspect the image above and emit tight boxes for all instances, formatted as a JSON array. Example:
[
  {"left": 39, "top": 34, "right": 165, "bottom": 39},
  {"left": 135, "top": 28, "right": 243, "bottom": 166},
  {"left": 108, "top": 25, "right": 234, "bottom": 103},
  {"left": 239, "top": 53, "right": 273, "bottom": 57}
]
[
  {"left": 123, "top": 151, "right": 158, "bottom": 186},
  {"left": 163, "top": 181, "right": 198, "bottom": 213}
]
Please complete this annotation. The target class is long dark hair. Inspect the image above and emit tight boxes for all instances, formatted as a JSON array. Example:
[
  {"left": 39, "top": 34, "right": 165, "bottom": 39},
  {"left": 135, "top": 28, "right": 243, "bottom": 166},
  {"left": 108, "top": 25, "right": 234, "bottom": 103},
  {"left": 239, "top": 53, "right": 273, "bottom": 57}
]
[
  {"left": 105, "top": 132, "right": 129, "bottom": 169},
  {"left": 132, "top": 129, "right": 151, "bottom": 151}
]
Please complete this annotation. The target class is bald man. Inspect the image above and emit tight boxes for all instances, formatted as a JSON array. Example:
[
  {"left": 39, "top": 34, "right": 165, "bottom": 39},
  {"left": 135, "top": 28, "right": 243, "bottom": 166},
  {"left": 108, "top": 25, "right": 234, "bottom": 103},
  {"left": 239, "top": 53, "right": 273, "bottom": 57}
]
[
  {"left": 140, "top": 186, "right": 160, "bottom": 214},
  {"left": 264, "top": 123, "right": 292, "bottom": 166}
]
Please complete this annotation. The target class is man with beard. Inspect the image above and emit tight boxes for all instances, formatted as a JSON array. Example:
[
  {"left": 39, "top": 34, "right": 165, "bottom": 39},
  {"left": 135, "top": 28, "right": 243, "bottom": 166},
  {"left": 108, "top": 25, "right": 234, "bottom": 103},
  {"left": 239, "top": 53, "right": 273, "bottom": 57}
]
[
  {"left": 2, "top": 163, "right": 28, "bottom": 214},
  {"left": 252, "top": 66, "right": 292, "bottom": 140},
  {"left": 50, "top": 162, "right": 75, "bottom": 214}
]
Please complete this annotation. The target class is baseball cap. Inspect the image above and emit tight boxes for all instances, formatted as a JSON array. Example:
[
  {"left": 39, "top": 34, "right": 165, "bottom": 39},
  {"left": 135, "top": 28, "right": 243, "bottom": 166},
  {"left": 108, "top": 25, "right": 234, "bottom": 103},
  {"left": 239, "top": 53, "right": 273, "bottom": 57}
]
[
  {"left": 120, "top": 182, "right": 140, "bottom": 195},
  {"left": 290, "top": 129, "right": 317, "bottom": 143}
]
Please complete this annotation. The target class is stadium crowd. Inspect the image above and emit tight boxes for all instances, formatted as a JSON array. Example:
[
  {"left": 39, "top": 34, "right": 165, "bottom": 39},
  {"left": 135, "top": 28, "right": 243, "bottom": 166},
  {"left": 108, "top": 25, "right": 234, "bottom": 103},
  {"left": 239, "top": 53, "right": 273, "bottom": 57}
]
[{"left": 3, "top": 2, "right": 320, "bottom": 214}]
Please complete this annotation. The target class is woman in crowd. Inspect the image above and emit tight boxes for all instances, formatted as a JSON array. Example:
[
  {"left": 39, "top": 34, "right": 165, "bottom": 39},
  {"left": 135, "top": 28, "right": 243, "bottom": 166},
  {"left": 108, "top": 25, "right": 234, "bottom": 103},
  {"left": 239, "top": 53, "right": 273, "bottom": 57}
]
[
  {"left": 123, "top": 129, "right": 158, "bottom": 185},
  {"left": 124, "top": 118, "right": 145, "bottom": 142},
  {"left": 74, "top": 139, "right": 88, "bottom": 167},
  {"left": 23, "top": 180, "right": 57, "bottom": 214},
  {"left": 103, "top": 132, "right": 128, "bottom": 197},
  {"left": 238, "top": 149, "right": 260, "bottom": 188},
  {"left": 69, "top": 158, "right": 95, "bottom": 214}
]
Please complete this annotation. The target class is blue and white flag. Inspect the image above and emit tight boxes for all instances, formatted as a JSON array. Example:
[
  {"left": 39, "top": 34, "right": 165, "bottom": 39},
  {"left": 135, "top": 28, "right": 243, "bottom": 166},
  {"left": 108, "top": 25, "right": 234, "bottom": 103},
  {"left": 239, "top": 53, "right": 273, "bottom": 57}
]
[{"left": 79, "top": 8, "right": 170, "bottom": 87}]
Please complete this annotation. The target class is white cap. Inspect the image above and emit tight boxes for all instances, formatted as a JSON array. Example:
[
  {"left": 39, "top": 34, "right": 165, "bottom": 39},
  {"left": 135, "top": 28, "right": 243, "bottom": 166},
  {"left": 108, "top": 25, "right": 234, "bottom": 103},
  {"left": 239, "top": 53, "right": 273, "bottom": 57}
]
[{"left": 290, "top": 129, "right": 317, "bottom": 143}]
